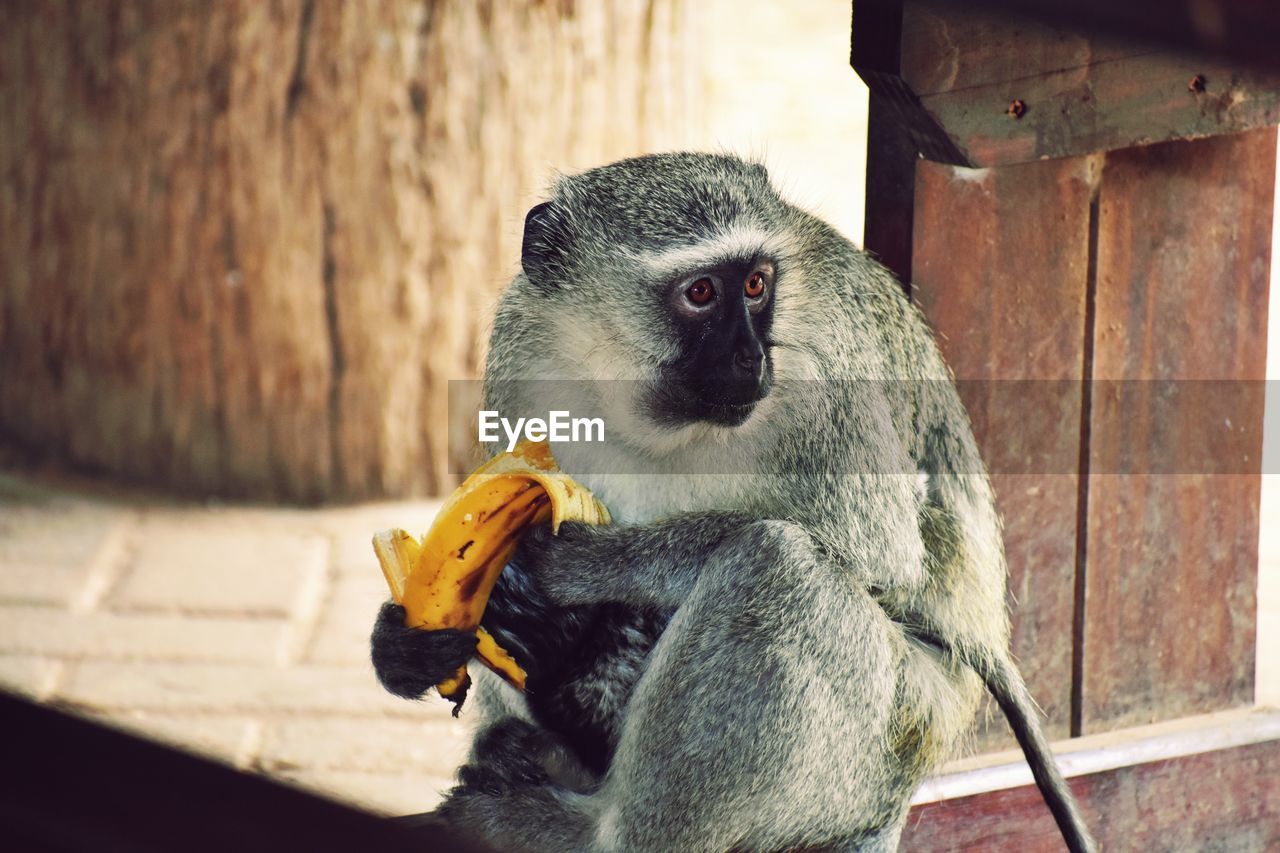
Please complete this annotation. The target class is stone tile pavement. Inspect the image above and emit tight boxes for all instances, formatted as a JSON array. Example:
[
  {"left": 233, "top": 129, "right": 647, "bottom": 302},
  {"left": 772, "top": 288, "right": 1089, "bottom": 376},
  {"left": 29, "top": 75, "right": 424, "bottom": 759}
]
[
  {"left": 2, "top": 464, "right": 1277, "bottom": 819},
  {"left": 0, "top": 469, "right": 473, "bottom": 816}
]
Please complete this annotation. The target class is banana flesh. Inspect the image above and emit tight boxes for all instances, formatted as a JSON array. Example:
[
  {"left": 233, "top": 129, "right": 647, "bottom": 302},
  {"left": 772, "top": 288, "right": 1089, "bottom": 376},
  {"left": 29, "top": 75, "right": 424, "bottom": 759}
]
[{"left": 372, "top": 440, "right": 610, "bottom": 712}]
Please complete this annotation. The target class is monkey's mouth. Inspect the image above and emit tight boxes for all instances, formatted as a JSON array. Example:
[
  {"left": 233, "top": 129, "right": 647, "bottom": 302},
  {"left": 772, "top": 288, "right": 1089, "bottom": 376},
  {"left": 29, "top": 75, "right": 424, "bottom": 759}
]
[
  {"left": 647, "top": 365, "right": 773, "bottom": 428},
  {"left": 693, "top": 399, "right": 760, "bottom": 427}
]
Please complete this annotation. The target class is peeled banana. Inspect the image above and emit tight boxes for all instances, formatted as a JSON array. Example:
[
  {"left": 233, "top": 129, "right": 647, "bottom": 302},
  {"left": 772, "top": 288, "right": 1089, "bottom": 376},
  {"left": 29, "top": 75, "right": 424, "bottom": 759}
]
[{"left": 372, "top": 440, "right": 610, "bottom": 713}]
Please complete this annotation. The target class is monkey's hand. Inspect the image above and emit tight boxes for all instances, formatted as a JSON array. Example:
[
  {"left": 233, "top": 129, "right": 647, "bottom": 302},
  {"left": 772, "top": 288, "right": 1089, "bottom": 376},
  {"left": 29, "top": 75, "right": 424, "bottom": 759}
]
[
  {"left": 516, "top": 512, "right": 753, "bottom": 609},
  {"left": 370, "top": 601, "right": 478, "bottom": 700}
]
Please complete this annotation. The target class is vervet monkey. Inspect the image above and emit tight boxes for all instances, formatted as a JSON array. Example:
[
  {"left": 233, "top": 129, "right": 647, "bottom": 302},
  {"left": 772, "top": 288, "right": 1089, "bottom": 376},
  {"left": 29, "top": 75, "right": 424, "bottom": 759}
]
[{"left": 372, "top": 153, "right": 1094, "bottom": 852}]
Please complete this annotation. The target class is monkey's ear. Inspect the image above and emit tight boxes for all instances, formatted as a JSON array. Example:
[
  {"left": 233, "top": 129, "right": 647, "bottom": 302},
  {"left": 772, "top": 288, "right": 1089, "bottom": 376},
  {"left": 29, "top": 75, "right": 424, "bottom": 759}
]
[{"left": 521, "top": 201, "right": 564, "bottom": 288}]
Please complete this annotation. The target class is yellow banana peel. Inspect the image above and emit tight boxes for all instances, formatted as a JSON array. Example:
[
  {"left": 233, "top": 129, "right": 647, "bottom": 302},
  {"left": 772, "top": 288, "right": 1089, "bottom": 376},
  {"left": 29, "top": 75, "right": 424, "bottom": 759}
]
[{"left": 372, "top": 440, "right": 610, "bottom": 713}]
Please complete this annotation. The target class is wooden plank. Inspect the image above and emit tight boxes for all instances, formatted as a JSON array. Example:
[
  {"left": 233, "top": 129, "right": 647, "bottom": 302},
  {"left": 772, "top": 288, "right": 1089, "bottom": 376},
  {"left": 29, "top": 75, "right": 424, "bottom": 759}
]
[
  {"left": 903, "top": 735, "right": 1280, "bottom": 850},
  {"left": 1081, "top": 130, "right": 1274, "bottom": 732},
  {"left": 945, "top": 0, "right": 1280, "bottom": 74},
  {"left": 854, "top": 0, "right": 923, "bottom": 285},
  {"left": 911, "top": 155, "right": 1094, "bottom": 749},
  {"left": 916, "top": 705, "right": 1280, "bottom": 803},
  {"left": 901, "top": 1, "right": 1134, "bottom": 96},
  {"left": 864, "top": 93, "right": 920, "bottom": 288},
  {"left": 856, "top": 2, "right": 1280, "bottom": 167},
  {"left": 917, "top": 47, "right": 1280, "bottom": 167}
]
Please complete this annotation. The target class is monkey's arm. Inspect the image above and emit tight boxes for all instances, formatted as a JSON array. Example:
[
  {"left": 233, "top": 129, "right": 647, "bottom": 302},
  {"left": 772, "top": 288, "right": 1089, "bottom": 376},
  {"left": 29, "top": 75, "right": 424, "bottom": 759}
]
[
  {"left": 436, "top": 521, "right": 913, "bottom": 852},
  {"left": 516, "top": 511, "right": 755, "bottom": 609}
]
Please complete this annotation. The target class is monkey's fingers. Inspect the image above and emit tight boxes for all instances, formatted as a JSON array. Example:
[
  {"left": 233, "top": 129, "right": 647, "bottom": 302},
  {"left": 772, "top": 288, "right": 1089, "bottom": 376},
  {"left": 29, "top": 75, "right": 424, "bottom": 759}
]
[
  {"left": 437, "top": 667, "right": 471, "bottom": 717},
  {"left": 370, "top": 439, "right": 609, "bottom": 704}
]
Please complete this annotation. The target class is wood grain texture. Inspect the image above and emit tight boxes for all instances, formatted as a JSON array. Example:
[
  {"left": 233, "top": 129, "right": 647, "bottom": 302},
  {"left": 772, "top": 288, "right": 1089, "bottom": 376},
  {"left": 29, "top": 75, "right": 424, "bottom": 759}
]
[
  {"left": 919, "top": 47, "right": 1280, "bottom": 167},
  {"left": 901, "top": 0, "right": 1133, "bottom": 97},
  {"left": 911, "top": 156, "right": 1095, "bottom": 749},
  {"left": 859, "top": 0, "right": 1280, "bottom": 167},
  {"left": 949, "top": 0, "right": 1280, "bottom": 74},
  {"left": 902, "top": 737, "right": 1280, "bottom": 851},
  {"left": 0, "top": 0, "right": 700, "bottom": 501},
  {"left": 1081, "top": 130, "right": 1274, "bottom": 731}
]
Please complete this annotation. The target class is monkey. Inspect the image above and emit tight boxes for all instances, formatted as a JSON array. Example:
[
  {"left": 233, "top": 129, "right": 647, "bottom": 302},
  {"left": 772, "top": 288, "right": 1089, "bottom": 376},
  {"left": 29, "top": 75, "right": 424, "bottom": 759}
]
[{"left": 370, "top": 152, "right": 1094, "bottom": 852}]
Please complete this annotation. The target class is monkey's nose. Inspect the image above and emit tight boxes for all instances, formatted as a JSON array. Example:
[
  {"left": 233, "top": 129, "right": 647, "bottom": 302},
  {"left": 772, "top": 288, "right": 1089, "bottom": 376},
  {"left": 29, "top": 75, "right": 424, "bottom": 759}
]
[{"left": 733, "top": 345, "right": 764, "bottom": 377}]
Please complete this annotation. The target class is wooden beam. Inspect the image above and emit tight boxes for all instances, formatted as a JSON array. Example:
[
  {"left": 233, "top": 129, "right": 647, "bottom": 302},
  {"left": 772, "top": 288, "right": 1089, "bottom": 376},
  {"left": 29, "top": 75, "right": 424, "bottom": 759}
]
[
  {"left": 944, "top": 0, "right": 1280, "bottom": 73},
  {"left": 904, "top": 707, "right": 1280, "bottom": 850},
  {"left": 916, "top": 45, "right": 1280, "bottom": 167},
  {"left": 854, "top": 0, "right": 930, "bottom": 286},
  {"left": 853, "top": 1, "right": 1280, "bottom": 167},
  {"left": 863, "top": 93, "right": 921, "bottom": 288}
]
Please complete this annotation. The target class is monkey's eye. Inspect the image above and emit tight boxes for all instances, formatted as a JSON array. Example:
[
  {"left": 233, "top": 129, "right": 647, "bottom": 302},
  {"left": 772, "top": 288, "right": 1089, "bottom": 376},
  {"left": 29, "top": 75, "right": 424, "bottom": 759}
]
[
  {"left": 744, "top": 272, "right": 767, "bottom": 299},
  {"left": 685, "top": 277, "right": 715, "bottom": 305}
]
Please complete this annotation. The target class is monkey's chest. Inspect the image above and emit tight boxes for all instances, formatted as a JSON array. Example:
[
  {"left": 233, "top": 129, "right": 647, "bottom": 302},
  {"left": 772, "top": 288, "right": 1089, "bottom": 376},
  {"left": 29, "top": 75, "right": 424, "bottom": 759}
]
[
  {"left": 483, "top": 563, "right": 670, "bottom": 775},
  {"left": 524, "top": 604, "right": 669, "bottom": 774}
]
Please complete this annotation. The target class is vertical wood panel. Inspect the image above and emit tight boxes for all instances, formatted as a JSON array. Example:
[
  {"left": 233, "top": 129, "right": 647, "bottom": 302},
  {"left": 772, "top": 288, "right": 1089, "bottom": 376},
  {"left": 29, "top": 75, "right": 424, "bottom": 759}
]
[
  {"left": 863, "top": 93, "right": 919, "bottom": 288},
  {"left": 912, "top": 156, "right": 1094, "bottom": 748},
  {"left": 1082, "top": 130, "right": 1274, "bottom": 731},
  {"left": 854, "top": 0, "right": 917, "bottom": 287}
]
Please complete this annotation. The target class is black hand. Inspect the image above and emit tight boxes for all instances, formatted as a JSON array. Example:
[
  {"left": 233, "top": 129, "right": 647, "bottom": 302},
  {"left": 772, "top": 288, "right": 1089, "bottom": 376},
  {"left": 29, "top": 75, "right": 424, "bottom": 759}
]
[{"left": 370, "top": 602, "right": 478, "bottom": 699}]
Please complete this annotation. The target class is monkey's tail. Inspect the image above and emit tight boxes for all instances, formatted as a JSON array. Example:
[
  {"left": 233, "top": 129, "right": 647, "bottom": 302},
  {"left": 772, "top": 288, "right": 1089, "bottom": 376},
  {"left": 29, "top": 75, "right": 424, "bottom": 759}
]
[{"left": 977, "top": 653, "right": 1097, "bottom": 853}]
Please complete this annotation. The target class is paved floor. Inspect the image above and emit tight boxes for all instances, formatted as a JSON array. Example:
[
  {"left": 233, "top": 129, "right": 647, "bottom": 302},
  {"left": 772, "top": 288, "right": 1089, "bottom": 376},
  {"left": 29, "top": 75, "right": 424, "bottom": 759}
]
[
  {"left": 3, "top": 462, "right": 1276, "bottom": 821},
  {"left": 0, "top": 468, "right": 469, "bottom": 816}
]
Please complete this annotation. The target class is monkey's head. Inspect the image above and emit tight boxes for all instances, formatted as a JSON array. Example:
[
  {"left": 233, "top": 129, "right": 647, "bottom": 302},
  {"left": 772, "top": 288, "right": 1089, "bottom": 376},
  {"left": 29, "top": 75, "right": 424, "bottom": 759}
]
[{"left": 503, "top": 153, "right": 805, "bottom": 450}]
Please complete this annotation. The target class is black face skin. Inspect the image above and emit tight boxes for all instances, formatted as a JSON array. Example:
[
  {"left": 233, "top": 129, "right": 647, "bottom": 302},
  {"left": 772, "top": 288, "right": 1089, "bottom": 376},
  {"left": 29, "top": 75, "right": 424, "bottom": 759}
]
[{"left": 650, "top": 256, "right": 776, "bottom": 427}]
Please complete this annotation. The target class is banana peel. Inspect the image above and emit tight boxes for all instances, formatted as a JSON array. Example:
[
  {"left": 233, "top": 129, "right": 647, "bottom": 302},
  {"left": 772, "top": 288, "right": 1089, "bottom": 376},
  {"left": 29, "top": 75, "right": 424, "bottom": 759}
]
[{"left": 372, "top": 440, "right": 610, "bottom": 714}]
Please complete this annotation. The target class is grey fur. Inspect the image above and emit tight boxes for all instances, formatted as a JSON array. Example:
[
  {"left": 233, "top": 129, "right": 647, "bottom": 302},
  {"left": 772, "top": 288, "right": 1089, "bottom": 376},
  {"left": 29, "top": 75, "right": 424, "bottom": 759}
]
[{"left": 429, "top": 152, "right": 1094, "bottom": 852}]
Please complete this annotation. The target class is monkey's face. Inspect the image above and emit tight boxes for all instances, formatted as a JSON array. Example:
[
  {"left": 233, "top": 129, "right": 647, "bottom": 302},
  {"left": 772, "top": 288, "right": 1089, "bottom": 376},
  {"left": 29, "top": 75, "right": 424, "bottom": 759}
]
[
  {"left": 646, "top": 254, "right": 776, "bottom": 428},
  {"left": 512, "top": 154, "right": 794, "bottom": 447}
]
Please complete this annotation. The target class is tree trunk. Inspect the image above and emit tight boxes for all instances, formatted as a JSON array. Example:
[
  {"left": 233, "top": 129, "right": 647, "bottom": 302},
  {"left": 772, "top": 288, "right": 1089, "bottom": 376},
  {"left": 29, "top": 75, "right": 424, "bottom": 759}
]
[{"left": 0, "top": 0, "right": 701, "bottom": 501}]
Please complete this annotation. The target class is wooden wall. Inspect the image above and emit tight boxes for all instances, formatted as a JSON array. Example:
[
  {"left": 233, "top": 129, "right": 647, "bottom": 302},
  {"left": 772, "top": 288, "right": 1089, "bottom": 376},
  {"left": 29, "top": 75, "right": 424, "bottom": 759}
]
[
  {"left": 858, "top": 0, "right": 1275, "bottom": 761},
  {"left": 911, "top": 155, "right": 1093, "bottom": 745},
  {"left": 912, "top": 127, "right": 1272, "bottom": 749}
]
